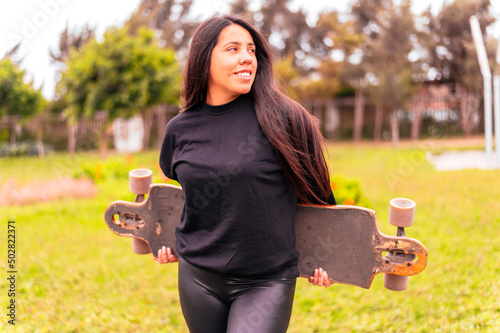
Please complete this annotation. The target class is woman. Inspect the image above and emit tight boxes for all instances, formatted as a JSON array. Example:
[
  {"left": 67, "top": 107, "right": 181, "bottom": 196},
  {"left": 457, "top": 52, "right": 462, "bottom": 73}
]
[{"left": 157, "top": 14, "right": 336, "bottom": 333}]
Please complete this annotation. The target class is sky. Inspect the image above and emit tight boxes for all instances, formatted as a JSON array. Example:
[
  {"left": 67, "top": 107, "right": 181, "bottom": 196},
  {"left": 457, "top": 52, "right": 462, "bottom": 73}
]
[{"left": 0, "top": 0, "right": 498, "bottom": 100}]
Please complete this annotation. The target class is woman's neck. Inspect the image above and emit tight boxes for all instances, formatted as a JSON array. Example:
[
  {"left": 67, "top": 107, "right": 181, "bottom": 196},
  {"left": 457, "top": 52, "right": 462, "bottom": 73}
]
[{"left": 205, "top": 91, "right": 241, "bottom": 106}]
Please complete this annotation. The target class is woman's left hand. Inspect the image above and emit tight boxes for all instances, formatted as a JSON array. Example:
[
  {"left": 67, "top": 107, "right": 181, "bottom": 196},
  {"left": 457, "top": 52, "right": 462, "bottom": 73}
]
[{"left": 308, "top": 267, "right": 332, "bottom": 288}]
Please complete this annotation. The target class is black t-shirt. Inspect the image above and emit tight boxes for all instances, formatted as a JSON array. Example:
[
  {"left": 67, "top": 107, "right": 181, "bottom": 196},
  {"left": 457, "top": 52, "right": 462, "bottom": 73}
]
[{"left": 160, "top": 93, "right": 300, "bottom": 278}]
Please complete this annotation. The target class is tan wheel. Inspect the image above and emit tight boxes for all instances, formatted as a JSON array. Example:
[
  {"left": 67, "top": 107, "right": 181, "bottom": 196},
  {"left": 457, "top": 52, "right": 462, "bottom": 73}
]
[
  {"left": 129, "top": 168, "right": 153, "bottom": 195},
  {"left": 132, "top": 238, "right": 152, "bottom": 254},
  {"left": 129, "top": 169, "right": 153, "bottom": 254},
  {"left": 389, "top": 198, "right": 416, "bottom": 227},
  {"left": 383, "top": 273, "right": 409, "bottom": 291}
]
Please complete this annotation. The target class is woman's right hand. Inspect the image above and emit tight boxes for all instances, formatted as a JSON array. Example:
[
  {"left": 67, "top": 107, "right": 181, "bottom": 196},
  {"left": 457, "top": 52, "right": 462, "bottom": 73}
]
[{"left": 153, "top": 246, "right": 179, "bottom": 264}]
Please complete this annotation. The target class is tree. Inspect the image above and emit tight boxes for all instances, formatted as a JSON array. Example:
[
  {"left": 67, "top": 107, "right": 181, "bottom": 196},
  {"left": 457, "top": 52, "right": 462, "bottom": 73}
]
[
  {"left": 314, "top": 10, "right": 365, "bottom": 139},
  {"left": 49, "top": 24, "right": 96, "bottom": 64},
  {"left": 231, "top": 0, "right": 331, "bottom": 76},
  {"left": 2, "top": 43, "right": 22, "bottom": 65},
  {"left": 0, "top": 58, "right": 45, "bottom": 147},
  {"left": 126, "top": 0, "right": 198, "bottom": 60},
  {"left": 290, "top": 10, "right": 359, "bottom": 102},
  {"left": 259, "top": 0, "right": 329, "bottom": 62},
  {"left": 49, "top": 24, "right": 96, "bottom": 154},
  {"left": 230, "top": 0, "right": 255, "bottom": 22},
  {"left": 351, "top": 0, "right": 421, "bottom": 144},
  {"left": 420, "top": 0, "right": 496, "bottom": 136},
  {"left": 57, "top": 26, "right": 182, "bottom": 158}
]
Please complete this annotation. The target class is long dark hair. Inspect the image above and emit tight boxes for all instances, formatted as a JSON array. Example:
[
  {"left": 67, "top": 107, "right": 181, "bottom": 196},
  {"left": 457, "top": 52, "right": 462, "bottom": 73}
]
[{"left": 183, "top": 15, "right": 332, "bottom": 204}]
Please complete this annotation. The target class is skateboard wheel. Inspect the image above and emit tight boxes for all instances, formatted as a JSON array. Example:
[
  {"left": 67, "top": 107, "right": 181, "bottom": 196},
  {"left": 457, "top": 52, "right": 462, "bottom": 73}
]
[
  {"left": 389, "top": 198, "right": 415, "bottom": 227},
  {"left": 383, "top": 273, "right": 409, "bottom": 291},
  {"left": 132, "top": 238, "right": 152, "bottom": 254},
  {"left": 129, "top": 169, "right": 153, "bottom": 195}
]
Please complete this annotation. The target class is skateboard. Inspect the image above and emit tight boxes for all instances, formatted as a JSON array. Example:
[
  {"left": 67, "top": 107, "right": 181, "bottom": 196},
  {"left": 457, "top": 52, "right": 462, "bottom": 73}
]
[{"left": 104, "top": 169, "right": 428, "bottom": 291}]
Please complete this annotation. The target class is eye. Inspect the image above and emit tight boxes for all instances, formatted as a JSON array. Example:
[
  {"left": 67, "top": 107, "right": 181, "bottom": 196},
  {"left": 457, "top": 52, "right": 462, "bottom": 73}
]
[
  {"left": 249, "top": 48, "right": 256, "bottom": 53},
  {"left": 227, "top": 47, "right": 238, "bottom": 52}
]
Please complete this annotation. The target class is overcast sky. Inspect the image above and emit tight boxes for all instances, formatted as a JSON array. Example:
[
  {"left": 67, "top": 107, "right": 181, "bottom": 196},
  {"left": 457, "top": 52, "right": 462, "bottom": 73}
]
[{"left": 0, "top": 0, "right": 498, "bottom": 100}]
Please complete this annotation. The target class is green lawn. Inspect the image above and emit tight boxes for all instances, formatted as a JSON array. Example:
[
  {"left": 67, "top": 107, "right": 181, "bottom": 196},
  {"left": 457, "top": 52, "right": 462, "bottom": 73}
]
[{"left": 1, "top": 140, "right": 499, "bottom": 332}]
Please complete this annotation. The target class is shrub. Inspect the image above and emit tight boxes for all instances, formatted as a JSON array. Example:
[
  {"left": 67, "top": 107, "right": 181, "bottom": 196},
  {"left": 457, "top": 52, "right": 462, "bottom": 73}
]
[
  {"left": 75, "top": 158, "right": 131, "bottom": 183},
  {"left": 0, "top": 141, "right": 53, "bottom": 157},
  {"left": 330, "top": 177, "right": 371, "bottom": 207}
]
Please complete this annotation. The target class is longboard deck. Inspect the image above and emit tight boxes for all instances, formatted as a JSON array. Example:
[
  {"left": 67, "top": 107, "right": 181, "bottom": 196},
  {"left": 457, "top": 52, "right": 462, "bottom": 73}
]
[{"left": 104, "top": 184, "right": 427, "bottom": 289}]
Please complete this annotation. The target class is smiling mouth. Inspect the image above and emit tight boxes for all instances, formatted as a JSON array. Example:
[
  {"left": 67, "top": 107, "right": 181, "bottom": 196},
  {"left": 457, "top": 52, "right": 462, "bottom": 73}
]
[{"left": 234, "top": 71, "right": 252, "bottom": 78}]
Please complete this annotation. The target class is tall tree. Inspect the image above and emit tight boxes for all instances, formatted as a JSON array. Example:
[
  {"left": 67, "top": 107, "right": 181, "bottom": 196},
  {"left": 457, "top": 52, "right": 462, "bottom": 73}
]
[
  {"left": 351, "top": 0, "right": 420, "bottom": 143},
  {"left": 0, "top": 58, "right": 45, "bottom": 147},
  {"left": 259, "top": 0, "right": 329, "bottom": 71},
  {"left": 230, "top": 0, "right": 254, "bottom": 22},
  {"left": 49, "top": 24, "right": 96, "bottom": 154},
  {"left": 126, "top": 0, "right": 198, "bottom": 60},
  {"left": 228, "top": 0, "right": 331, "bottom": 76},
  {"left": 231, "top": 1, "right": 344, "bottom": 101},
  {"left": 2, "top": 43, "right": 22, "bottom": 65},
  {"left": 420, "top": 0, "right": 496, "bottom": 136},
  {"left": 314, "top": 10, "right": 364, "bottom": 137},
  {"left": 57, "top": 26, "right": 182, "bottom": 158},
  {"left": 49, "top": 24, "right": 96, "bottom": 64}
]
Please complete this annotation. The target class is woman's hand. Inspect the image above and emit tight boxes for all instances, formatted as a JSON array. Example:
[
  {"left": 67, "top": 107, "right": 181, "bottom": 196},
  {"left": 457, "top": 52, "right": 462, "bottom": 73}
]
[
  {"left": 153, "top": 246, "right": 179, "bottom": 264},
  {"left": 308, "top": 267, "right": 332, "bottom": 288}
]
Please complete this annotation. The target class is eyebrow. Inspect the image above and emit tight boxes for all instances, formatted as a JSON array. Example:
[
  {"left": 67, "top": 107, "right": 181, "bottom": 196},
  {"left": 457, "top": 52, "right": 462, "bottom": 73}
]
[{"left": 222, "top": 41, "right": 255, "bottom": 48}]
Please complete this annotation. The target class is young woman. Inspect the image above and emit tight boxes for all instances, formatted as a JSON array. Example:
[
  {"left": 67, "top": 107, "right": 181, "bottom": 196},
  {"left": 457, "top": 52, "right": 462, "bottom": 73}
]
[{"left": 157, "top": 15, "right": 336, "bottom": 333}]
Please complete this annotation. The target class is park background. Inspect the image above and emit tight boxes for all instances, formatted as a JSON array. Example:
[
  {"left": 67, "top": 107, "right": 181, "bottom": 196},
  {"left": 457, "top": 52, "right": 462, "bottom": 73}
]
[{"left": 1, "top": 0, "right": 500, "bottom": 331}]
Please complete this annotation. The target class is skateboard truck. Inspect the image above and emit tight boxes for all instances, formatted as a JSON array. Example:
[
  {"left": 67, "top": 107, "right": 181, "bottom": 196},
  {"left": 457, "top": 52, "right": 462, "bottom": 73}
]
[{"left": 383, "top": 198, "right": 418, "bottom": 291}]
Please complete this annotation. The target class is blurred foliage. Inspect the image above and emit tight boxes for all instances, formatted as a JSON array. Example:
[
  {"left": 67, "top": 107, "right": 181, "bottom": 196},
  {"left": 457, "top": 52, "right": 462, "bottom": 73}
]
[
  {"left": 54, "top": 25, "right": 182, "bottom": 157},
  {"left": 420, "top": 0, "right": 496, "bottom": 89},
  {"left": 0, "top": 58, "right": 45, "bottom": 119},
  {"left": 58, "top": 26, "right": 181, "bottom": 122},
  {"left": 418, "top": 0, "right": 496, "bottom": 136},
  {"left": 49, "top": 24, "right": 96, "bottom": 65},
  {"left": 0, "top": 141, "right": 53, "bottom": 157},
  {"left": 331, "top": 176, "right": 371, "bottom": 207},
  {"left": 3, "top": 0, "right": 498, "bottom": 155},
  {"left": 74, "top": 157, "right": 134, "bottom": 183},
  {"left": 126, "top": 0, "right": 198, "bottom": 59},
  {"left": 0, "top": 58, "right": 46, "bottom": 144}
]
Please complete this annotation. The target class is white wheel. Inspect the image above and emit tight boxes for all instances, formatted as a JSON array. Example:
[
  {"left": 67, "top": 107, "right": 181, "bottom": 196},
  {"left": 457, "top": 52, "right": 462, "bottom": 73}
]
[
  {"left": 389, "top": 198, "right": 416, "bottom": 227},
  {"left": 129, "top": 168, "right": 153, "bottom": 195}
]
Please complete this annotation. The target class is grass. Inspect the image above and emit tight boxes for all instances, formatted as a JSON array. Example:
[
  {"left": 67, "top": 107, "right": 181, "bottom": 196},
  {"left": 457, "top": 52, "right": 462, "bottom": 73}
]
[{"left": 1, "top": 140, "right": 499, "bottom": 332}]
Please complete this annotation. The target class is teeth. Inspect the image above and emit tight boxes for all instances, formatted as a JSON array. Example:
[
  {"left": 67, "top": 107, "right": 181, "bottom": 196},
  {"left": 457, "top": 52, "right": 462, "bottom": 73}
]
[{"left": 236, "top": 72, "right": 251, "bottom": 77}]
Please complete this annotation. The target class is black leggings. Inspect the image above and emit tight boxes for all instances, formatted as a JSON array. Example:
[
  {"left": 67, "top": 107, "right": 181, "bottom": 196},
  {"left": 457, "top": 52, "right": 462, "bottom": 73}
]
[{"left": 177, "top": 257, "right": 296, "bottom": 333}]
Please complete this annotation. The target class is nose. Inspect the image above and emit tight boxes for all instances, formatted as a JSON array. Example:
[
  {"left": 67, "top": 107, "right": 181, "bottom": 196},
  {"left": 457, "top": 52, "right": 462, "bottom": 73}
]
[{"left": 240, "top": 50, "right": 253, "bottom": 65}]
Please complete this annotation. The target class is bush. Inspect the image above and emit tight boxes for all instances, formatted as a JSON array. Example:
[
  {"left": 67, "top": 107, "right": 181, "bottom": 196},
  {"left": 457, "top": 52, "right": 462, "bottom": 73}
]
[
  {"left": 330, "top": 176, "right": 371, "bottom": 207},
  {"left": 0, "top": 141, "right": 53, "bottom": 157},
  {"left": 74, "top": 158, "right": 132, "bottom": 183}
]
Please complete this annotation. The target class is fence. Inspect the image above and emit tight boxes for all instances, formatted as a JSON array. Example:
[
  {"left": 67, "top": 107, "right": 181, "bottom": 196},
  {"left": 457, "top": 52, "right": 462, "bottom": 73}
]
[
  {"left": 0, "top": 105, "right": 178, "bottom": 153},
  {"left": 302, "top": 95, "right": 484, "bottom": 141},
  {"left": 0, "top": 95, "right": 486, "bottom": 154}
]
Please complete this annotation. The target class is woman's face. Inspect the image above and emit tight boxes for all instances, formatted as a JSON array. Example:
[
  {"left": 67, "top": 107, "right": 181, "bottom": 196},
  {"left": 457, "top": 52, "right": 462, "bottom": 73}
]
[{"left": 206, "top": 24, "right": 257, "bottom": 105}]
